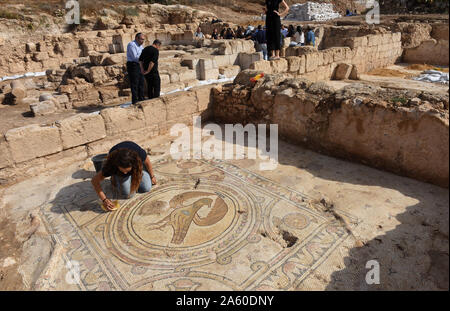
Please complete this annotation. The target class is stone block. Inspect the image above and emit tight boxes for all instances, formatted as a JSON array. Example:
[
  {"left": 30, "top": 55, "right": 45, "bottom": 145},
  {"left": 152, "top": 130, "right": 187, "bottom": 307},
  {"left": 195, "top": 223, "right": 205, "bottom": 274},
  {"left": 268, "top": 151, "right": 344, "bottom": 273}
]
[
  {"left": 239, "top": 52, "right": 262, "bottom": 70},
  {"left": 181, "top": 57, "right": 199, "bottom": 70},
  {"left": 112, "top": 33, "right": 133, "bottom": 53},
  {"left": 160, "top": 74, "right": 170, "bottom": 85},
  {"left": 305, "top": 53, "right": 319, "bottom": 72},
  {"left": 56, "top": 113, "right": 106, "bottom": 149},
  {"left": 163, "top": 91, "right": 198, "bottom": 120},
  {"left": 229, "top": 40, "right": 243, "bottom": 54},
  {"left": 249, "top": 60, "right": 272, "bottom": 73},
  {"left": 89, "top": 66, "right": 109, "bottom": 84},
  {"left": 241, "top": 40, "right": 256, "bottom": 53},
  {"left": 5, "top": 124, "right": 63, "bottom": 163},
  {"left": 100, "top": 106, "right": 146, "bottom": 136},
  {"left": 270, "top": 58, "right": 288, "bottom": 74},
  {"left": 331, "top": 47, "right": 346, "bottom": 62},
  {"left": 30, "top": 101, "right": 58, "bottom": 116},
  {"left": 26, "top": 42, "right": 36, "bottom": 53},
  {"left": 333, "top": 63, "right": 353, "bottom": 80},
  {"left": 298, "top": 55, "right": 306, "bottom": 74},
  {"left": 99, "top": 88, "right": 120, "bottom": 102},
  {"left": 286, "top": 56, "right": 300, "bottom": 72},
  {"left": 218, "top": 41, "right": 232, "bottom": 55},
  {"left": 89, "top": 52, "right": 110, "bottom": 66},
  {"left": 201, "top": 68, "right": 219, "bottom": 81},
  {"left": 213, "top": 55, "right": 233, "bottom": 67},
  {"left": 140, "top": 98, "right": 167, "bottom": 125},
  {"left": 103, "top": 53, "right": 126, "bottom": 66},
  {"left": 219, "top": 65, "right": 241, "bottom": 78},
  {"left": 178, "top": 70, "right": 196, "bottom": 82},
  {"left": 199, "top": 58, "right": 217, "bottom": 71},
  {"left": 0, "top": 139, "right": 12, "bottom": 169},
  {"left": 193, "top": 85, "right": 215, "bottom": 111}
]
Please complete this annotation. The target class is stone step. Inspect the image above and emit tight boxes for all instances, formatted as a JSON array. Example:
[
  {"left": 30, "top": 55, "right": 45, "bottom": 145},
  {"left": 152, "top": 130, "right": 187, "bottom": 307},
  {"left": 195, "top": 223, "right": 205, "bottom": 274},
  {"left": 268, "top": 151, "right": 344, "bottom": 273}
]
[{"left": 219, "top": 65, "right": 241, "bottom": 78}]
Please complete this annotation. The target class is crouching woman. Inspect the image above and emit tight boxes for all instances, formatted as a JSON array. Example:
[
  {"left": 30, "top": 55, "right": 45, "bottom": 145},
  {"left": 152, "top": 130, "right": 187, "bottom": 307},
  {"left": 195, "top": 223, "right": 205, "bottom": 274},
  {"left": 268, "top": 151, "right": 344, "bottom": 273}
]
[{"left": 91, "top": 141, "right": 157, "bottom": 211}]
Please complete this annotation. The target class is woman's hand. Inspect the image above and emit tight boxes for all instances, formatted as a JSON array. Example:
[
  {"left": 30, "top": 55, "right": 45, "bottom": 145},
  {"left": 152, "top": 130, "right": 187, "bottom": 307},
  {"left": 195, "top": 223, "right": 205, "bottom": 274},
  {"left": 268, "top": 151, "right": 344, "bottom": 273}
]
[
  {"left": 103, "top": 198, "right": 116, "bottom": 211},
  {"left": 151, "top": 176, "right": 157, "bottom": 185},
  {"left": 273, "top": 10, "right": 280, "bottom": 16}
]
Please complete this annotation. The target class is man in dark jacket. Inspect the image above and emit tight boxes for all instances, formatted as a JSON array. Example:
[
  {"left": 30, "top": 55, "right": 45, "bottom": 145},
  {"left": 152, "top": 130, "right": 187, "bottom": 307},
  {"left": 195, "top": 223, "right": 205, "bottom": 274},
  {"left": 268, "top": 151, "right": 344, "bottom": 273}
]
[{"left": 139, "top": 39, "right": 162, "bottom": 99}]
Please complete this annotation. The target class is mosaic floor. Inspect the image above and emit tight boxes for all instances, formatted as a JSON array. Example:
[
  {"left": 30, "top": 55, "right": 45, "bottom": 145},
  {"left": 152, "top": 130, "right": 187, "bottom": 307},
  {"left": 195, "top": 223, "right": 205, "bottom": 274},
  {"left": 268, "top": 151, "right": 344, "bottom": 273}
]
[{"left": 40, "top": 157, "right": 358, "bottom": 291}]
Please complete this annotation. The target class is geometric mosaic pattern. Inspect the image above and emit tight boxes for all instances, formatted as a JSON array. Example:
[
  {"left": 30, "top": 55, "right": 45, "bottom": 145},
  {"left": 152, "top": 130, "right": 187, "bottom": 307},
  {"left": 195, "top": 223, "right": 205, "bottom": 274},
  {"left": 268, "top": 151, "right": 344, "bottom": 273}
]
[{"left": 40, "top": 157, "right": 358, "bottom": 290}]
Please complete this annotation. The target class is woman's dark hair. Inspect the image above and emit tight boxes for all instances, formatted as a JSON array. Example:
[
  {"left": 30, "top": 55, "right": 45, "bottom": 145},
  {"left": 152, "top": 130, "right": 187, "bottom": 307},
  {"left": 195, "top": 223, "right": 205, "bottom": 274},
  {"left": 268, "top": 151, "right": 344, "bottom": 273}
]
[
  {"left": 103, "top": 148, "right": 143, "bottom": 196},
  {"left": 296, "top": 26, "right": 302, "bottom": 33}
]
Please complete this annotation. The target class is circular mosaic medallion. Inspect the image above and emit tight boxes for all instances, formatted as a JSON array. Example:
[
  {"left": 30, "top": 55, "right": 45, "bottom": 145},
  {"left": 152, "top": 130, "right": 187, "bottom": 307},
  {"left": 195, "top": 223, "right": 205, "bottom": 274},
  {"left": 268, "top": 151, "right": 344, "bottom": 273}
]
[{"left": 104, "top": 181, "right": 257, "bottom": 269}]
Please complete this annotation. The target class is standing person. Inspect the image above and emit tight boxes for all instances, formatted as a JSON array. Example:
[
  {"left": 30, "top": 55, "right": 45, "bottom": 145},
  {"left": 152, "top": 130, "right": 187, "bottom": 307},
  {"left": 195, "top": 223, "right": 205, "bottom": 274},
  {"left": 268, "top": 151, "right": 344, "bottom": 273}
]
[
  {"left": 126, "top": 33, "right": 145, "bottom": 105},
  {"left": 255, "top": 25, "right": 268, "bottom": 60},
  {"left": 91, "top": 141, "right": 157, "bottom": 211},
  {"left": 306, "top": 27, "right": 316, "bottom": 47},
  {"left": 264, "top": 0, "right": 289, "bottom": 60},
  {"left": 139, "top": 40, "right": 162, "bottom": 100}
]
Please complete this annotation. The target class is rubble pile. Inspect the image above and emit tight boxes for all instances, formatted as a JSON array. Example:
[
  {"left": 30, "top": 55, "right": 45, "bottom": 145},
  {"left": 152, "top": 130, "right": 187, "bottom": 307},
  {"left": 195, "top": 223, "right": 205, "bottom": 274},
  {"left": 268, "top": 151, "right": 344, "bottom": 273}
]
[{"left": 285, "top": 2, "right": 341, "bottom": 22}]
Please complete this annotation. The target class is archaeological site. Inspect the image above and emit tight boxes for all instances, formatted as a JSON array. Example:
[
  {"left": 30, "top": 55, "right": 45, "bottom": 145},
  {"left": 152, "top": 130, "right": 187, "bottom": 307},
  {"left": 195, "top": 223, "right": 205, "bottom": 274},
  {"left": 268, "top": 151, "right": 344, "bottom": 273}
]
[{"left": 0, "top": 0, "right": 448, "bottom": 292}]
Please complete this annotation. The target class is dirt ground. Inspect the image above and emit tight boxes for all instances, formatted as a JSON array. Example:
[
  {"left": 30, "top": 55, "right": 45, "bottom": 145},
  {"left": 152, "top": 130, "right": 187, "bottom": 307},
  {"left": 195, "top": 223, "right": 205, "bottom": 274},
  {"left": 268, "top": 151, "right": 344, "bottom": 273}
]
[{"left": 0, "top": 130, "right": 447, "bottom": 290}]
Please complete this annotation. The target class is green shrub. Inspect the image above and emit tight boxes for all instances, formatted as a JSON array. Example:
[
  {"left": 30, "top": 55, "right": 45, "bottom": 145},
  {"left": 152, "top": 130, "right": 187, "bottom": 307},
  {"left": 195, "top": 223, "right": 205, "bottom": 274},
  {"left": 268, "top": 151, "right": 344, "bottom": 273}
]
[
  {"left": 391, "top": 97, "right": 407, "bottom": 105},
  {"left": 0, "top": 10, "right": 22, "bottom": 20}
]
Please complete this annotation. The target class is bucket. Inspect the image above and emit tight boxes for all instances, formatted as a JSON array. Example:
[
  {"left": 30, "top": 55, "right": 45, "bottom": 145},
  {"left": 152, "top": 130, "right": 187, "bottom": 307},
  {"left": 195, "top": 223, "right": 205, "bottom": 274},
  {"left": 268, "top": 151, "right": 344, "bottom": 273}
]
[{"left": 92, "top": 153, "right": 108, "bottom": 173}]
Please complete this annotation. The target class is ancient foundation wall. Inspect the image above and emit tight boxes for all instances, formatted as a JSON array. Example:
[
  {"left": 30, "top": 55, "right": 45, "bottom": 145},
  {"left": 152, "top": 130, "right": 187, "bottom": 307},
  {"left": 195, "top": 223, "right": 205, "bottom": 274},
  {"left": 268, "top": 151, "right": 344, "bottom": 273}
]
[
  {"left": 0, "top": 84, "right": 218, "bottom": 184},
  {"left": 0, "top": 25, "right": 199, "bottom": 77},
  {"left": 403, "top": 24, "right": 449, "bottom": 66},
  {"left": 212, "top": 78, "right": 449, "bottom": 188},
  {"left": 249, "top": 32, "right": 403, "bottom": 81}
]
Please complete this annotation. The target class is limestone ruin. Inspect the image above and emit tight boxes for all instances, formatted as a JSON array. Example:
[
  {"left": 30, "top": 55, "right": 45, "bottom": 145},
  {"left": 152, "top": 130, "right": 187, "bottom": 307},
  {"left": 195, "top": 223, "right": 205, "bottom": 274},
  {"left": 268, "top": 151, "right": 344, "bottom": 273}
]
[{"left": 0, "top": 1, "right": 448, "bottom": 291}]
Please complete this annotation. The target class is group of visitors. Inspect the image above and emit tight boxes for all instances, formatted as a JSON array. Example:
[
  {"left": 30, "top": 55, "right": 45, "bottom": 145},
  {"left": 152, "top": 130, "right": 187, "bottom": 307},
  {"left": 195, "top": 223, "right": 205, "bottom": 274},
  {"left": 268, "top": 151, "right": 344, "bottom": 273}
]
[{"left": 194, "top": 0, "right": 315, "bottom": 60}]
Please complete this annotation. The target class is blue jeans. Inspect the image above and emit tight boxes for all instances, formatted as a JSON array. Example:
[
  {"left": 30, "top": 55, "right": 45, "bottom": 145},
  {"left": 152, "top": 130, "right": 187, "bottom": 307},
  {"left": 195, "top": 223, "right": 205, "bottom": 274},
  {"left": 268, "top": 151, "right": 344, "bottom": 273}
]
[
  {"left": 259, "top": 43, "right": 268, "bottom": 60},
  {"left": 113, "top": 170, "right": 152, "bottom": 199}
]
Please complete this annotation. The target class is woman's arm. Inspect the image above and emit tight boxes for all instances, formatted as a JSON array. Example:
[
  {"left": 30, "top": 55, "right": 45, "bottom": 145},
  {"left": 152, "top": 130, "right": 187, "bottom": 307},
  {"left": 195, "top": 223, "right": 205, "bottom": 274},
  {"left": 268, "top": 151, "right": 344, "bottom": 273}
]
[
  {"left": 144, "top": 156, "right": 157, "bottom": 185},
  {"left": 91, "top": 171, "right": 115, "bottom": 210},
  {"left": 275, "top": 0, "right": 289, "bottom": 17}
]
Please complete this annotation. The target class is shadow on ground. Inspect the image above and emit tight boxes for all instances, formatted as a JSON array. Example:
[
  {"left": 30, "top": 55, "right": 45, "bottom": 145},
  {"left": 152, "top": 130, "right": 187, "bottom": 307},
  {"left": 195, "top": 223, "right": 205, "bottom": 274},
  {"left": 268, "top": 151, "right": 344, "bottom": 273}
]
[
  {"left": 208, "top": 122, "right": 449, "bottom": 290},
  {"left": 49, "top": 169, "right": 110, "bottom": 215}
]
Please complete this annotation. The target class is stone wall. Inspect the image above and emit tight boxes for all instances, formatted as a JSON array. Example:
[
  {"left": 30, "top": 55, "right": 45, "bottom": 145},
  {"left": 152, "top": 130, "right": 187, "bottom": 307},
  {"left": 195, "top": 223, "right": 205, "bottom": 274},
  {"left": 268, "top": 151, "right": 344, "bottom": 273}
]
[
  {"left": 0, "top": 25, "right": 198, "bottom": 77},
  {"left": 0, "top": 84, "right": 218, "bottom": 184},
  {"left": 403, "top": 24, "right": 449, "bottom": 66},
  {"left": 249, "top": 32, "right": 403, "bottom": 81},
  {"left": 213, "top": 73, "right": 449, "bottom": 188}
]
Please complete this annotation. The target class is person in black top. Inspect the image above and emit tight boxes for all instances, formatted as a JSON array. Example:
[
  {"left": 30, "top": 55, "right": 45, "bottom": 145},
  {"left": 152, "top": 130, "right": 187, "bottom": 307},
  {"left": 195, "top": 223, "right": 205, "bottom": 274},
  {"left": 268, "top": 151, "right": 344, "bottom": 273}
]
[
  {"left": 264, "top": 0, "right": 289, "bottom": 60},
  {"left": 91, "top": 141, "right": 157, "bottom": 211},
  {"left": 211, "top": 28, "right": 219, "bottom": 40},
  {"left": 139, "top": 39, "right": 162, "bottom": 100}
]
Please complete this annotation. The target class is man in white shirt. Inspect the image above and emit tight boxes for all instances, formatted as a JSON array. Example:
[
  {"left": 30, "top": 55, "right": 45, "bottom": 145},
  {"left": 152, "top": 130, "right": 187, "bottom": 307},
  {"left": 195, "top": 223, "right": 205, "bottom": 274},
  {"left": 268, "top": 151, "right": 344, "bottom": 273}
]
[
  {"left": 126, "top": 33, "right": 145, "bottom": 105},
  {"left": 194, "top": 27, "right": 205, "bottom": 39}
]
